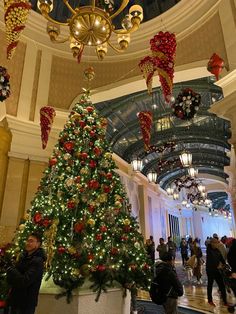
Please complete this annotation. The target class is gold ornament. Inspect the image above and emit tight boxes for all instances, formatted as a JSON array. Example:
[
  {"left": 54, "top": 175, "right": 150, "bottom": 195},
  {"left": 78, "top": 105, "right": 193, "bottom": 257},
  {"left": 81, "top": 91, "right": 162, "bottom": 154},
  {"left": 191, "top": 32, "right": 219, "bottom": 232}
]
[
  {"left": 80, "top": 264, "right": 90, "bottom": 277},
  {"left": 87, "top": 218, "right": 95, "bottom": 227},
  {"left": 43, "top": 218, "right": 59, "bottom": 269},
  {"left": 115, "top": 201, "right": 122, "bottom": 208},
  {"left": 71, "top": 113, "right": 81, "bottom": 121},
  {"left": 72, "top": 268, "right": 80, "bottom": 277},
  {"left": 18, "top": 224, "right": 25, "bottom": 231},
  {"left": 65, "top": 178, "right": 74, "bottom": 187},
  {"left": 68, "top": 246, "right": 77, "bottom": 255},
  {"left": 104, "top": 152, "right": 112, "bottom": 160},
  {"left": 98, "top": 193, "right": 107, "bottom": 203},
  {"left": 80, "top": 167, "right": 89, "bottom": 175},
  {"left": 84, "top": 67, "right": 95, "bottom": 82},
  {"left": 123, "top": 218, "right": 130, "bottom": 225}
]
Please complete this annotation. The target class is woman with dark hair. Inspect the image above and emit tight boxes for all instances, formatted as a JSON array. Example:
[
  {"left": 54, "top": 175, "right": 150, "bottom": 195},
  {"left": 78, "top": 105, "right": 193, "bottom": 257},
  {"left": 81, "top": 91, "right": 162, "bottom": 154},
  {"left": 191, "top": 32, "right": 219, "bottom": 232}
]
[
  {"left": 227, "top": 239, "right": 236, "bottom": 272},
  {"left": 192, "top": 238, "right": 203, "bottom": 284}
]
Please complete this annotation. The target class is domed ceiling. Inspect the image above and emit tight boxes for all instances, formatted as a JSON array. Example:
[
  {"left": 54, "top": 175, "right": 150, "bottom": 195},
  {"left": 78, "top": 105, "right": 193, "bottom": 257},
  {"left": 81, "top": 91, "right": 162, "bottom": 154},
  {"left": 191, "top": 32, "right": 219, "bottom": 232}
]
[{"left": 30, "top": 0, "right": 181, "bottom": 24}]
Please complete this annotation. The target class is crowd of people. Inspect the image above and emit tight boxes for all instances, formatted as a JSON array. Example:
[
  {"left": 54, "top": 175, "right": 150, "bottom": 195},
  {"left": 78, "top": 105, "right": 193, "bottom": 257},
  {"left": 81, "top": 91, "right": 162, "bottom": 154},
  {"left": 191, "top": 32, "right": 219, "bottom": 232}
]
[{"left": 146, "top": 233, "right": 236, "bottom": 313}]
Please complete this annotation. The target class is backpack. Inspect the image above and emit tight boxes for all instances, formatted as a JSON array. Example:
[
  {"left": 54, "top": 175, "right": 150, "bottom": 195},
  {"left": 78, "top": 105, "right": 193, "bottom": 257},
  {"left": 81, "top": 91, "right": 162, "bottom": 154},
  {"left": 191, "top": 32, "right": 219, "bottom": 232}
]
[{"left": 149, "top": 280, "right": 168, "bottom": 305}]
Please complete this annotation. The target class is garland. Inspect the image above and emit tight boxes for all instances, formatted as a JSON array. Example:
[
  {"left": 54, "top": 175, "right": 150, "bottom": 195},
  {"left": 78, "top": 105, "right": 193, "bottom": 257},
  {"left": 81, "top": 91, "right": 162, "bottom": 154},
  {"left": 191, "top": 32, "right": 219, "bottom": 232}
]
[
  {"left": 172, "top": 88, "right": 201, "bottom": 120},
  {"left": 0, "top": 66, "right": 11, "bottom": 102}
]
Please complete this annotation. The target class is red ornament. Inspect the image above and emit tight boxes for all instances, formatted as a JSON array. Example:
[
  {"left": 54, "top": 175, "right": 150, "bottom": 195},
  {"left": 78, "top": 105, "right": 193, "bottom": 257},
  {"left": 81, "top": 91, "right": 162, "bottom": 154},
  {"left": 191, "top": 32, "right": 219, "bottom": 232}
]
[
  {"left": 138, "top": 111, "right": 153, "bottom": 151},
  {"left": 87, "top": 253, "right": 94, "bottom": 260},
  {"left": 33, "top": 212, "right": 42, "bottom": 224},
  {"left": 143, "top": 263, "right": 150, "bottom": 270},
  {"left": 74, "top": 176, "right": 81, "bottom": 183},
  {"left": 74, "top": 222, "right": 84, "bottom": 233},
  {"left": 96, "top": 234, "right": 102, "bottom": 241},
  {"left": 96, "top": 264, "right": 106, "bottom": 272},
  {"left": 64, "top": 141, "right": 74, "bottom": 152},
  {"left": 88, "top": 204, "right": 95, "bottom": 213},
  {"left": 100, "top": 225, "right": 107, "bottom": 232},
  {"left": 80, "top": 152, "right": 88, "bottom": 159},
  {"left": 93, "top": 147, "right": 101, "bottom": 156},
  {"left": 67, "top": 200, "right": 76, "bottom": 209},
  {"left": 89, "top": 160, "right": 97, "bottom": 168},
  {"left": 40, "top": 106, "right": 56, "bottom": 149},
  {"left": 88, "top": 180, "right": 99, "bottom": 189},
  {"left": 103, "top": 185, "right": 110, "bottom": 193},
  {"left": 207, "top": 53, "right": 224, "bottom": 80},
  {"left": 110, "top": 247, "right": 118, "bottom": 255},
  {"left": 86, "top": 106, "right": 94, "bottom": 112},
  {"left": 121, "top": 235, "right": 128, "bottom": 241},
  {"left": 49, "top": 157, "right": 57, "bottom": 166},
  {"left": 130, "top": 264, "right": 137, "bottom": 271},
  {"left": 90, "top": 130, "right": 96, "bottom": 137},
  {"left": 79, "top": 121, "right": 86, "bottom": 128},
  {"left": 58, "top": 246, "right": 66, "bottom": 254},
  {"left": 0, "top": 300, "right": 7, "bottom": 308},
  {"left": 42, "top": 219, "right": 51, "bottom": 228},
  {"left": 106, "top": 172, "right": 113, "bottom": 180},
  {"left": 124, "top": 225, "right": 131, "bottom": 233}
]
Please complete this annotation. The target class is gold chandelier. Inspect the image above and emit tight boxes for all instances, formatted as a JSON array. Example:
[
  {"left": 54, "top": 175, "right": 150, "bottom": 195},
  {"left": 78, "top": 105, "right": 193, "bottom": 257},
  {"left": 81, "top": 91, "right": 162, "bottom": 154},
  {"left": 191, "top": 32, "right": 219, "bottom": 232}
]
[{"left": 37, "top": 0, "right": 143, "bottom": 61}]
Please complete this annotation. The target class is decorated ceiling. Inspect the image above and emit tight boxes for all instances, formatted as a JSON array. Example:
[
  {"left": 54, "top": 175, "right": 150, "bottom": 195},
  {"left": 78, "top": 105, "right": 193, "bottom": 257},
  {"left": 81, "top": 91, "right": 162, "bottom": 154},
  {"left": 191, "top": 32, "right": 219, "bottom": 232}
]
[{"left": 95, "top": 77, "right": 231, "bottom": 191}]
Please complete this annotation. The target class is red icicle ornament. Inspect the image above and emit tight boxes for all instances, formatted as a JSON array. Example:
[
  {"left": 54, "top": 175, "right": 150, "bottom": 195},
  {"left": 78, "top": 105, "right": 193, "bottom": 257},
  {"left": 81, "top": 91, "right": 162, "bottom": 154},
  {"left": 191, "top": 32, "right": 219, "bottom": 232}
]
[
  {"left": 138, "top": 111, "right": 153, "bottom": 151},
  {"left": 207, "top": 53, "right": 224, "bottom": 80},
  {"left": 40, "top": 106, "right": 56, "bottom": 149}
]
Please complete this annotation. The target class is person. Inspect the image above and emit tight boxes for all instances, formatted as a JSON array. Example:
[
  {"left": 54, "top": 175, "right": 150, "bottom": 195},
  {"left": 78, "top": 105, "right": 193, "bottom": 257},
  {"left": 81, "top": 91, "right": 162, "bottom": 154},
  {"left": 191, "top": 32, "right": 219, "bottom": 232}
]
[
  {"left": 187, "top": 237, "right": 194, "bottom": 256},
  {"left": 206, "top": 237, "right": 227, "bottom": 306},
  {"left": 7, "top": 233, "right": 46, "bottom": 314},
  {"left": 213, "top": 233, "right": 227, "bottom": 260},
  {"left": 167, "top": 237, "right": 177, "bottom": 261},
  {"left": 192, "top": 238, "right": 203, "bottom": 284},
  {"left": 179, "top": 238, "right": 188, "bottom": 266},
  {"left": 155, "top": 252, "right": 183, "bottom": 314},
  {"left": 156, "top": 238, "right": 168, "bottom": 260},
  {"left": 146, "top": 235, "right": 155, "bottom": 264},
  {"left": 227, "top": 239, "right": 236, "bottom": 272},
  {"left": 204, "top": 237, "right": 210, "bottom": 247}
]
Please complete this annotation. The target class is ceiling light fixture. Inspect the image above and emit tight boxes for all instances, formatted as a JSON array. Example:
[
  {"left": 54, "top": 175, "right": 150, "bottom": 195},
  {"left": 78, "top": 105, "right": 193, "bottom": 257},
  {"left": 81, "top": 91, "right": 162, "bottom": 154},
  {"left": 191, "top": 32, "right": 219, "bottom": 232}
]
[
  {"left": 180, "top": 151, "right": 192, "bottom": 167},
  {"left": 131, "top": 157, "right": 143, "bottom": 172},
  {"left": 37, "top": 0, "right": 143, "bottom": 61},
  {"left": 147, "top": 171, "right": 157, "bottom": 183}
]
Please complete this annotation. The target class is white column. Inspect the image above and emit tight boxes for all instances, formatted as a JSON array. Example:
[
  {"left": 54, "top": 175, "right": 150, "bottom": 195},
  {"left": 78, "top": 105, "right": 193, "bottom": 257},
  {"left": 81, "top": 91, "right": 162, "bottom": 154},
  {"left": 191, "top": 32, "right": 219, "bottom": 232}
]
[
  {"left": 34, "top": 49, "right": 52, "bottom": 122},
  {"left": 17, "top": 41, "right": 38, "bottom": 120}
]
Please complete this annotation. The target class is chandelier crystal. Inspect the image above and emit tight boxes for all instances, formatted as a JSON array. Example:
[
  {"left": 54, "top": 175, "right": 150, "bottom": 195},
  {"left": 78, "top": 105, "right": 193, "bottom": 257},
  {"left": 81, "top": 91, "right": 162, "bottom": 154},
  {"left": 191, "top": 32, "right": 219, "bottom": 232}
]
[{"left": 37, "top": 0, "right": 143, "bottom": 61}]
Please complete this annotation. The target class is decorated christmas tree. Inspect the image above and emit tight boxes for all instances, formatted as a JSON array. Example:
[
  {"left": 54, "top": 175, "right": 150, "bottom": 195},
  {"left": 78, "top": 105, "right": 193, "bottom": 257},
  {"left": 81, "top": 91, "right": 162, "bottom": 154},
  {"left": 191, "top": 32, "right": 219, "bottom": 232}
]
[{"left": 13, "top": 89, "right": 151, "bottom": 301}]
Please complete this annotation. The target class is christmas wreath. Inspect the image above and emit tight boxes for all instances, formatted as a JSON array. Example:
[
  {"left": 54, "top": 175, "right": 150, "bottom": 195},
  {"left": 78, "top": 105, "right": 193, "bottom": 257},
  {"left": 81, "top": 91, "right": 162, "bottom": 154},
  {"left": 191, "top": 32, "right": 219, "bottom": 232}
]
[
  {"left": 0, "top": 66, "right": 10, "bottom": 102},
  {"left": 172, "top": 88, "right": 201, "bottom": 120}
]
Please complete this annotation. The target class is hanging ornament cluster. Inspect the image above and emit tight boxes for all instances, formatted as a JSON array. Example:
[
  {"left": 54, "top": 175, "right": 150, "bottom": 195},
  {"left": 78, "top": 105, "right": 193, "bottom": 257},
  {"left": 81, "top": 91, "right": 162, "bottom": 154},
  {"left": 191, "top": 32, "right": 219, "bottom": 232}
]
[
  {"left": 0, "top": 66, "right": 11, "bottom": 102},
  {"left": 207, "top": 53, "right": 224, "bottom": 80},
  {"left": 138, "top": 111, "right": 153, "bottom": 151},
  {"left": 150, "top": 32, "right": 176, "bottom": 102},
  {"left": 40, "top": 106, "right": 56, "bottom": 149},
  {"left": 4, "top": 0, "right": 31, "bottom": 59},
  {"left": 139, "top": 56, "right": 156, "bottom": 95},
  {"left": 172, "top": 88, "right": 201, "bottom": 120},
  {"left": 146, "top": 141, "right": 176, "bottom": 155}
]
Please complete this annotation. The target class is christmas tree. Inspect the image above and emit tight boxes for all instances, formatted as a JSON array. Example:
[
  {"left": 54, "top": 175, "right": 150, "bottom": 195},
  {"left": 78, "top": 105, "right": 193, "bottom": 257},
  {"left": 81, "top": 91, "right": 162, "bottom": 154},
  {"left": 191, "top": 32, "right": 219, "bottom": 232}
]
[{"left": 14, "top": 89, "right": 152, "bottom": 301}]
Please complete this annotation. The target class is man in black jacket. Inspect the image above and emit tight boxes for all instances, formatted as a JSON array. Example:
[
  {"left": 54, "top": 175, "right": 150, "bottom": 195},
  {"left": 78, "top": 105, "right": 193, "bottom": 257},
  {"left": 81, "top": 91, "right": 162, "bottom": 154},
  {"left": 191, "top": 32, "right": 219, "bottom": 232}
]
[
  {"left": 155, "top": 252, "right": 183, "bottom": 314},
  {"left": 206, "top": 237, "right": 227, "bottom": 306},
  {"left": 7, "top": 233, "right": 46, "bottom": 314}
]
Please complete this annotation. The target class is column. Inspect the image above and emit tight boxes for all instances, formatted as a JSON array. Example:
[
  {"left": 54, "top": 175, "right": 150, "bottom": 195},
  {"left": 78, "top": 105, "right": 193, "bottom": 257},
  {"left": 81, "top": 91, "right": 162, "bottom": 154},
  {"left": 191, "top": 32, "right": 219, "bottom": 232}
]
[
  {"left": 34, "top": 49, "right": 52, "bottom": 122},
  {"left": 192, "top": 210, "right": 204, "bottom": 242},
  {"left": 17, "top": 41, "right": 38, "bottom": 120},
  {"left": 138, "top": 185, "right": 149, "bottom": 238}
]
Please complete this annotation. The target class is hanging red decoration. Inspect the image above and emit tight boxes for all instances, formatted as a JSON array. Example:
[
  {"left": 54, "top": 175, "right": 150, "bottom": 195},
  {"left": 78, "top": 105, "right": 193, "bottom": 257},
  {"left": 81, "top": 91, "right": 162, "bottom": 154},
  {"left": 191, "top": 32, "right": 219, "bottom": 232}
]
[
  {"left": 150, "top": 31, "right": 176, "bottom": 102},
  {"left": 40, "top": 106, "right": 56, "bottom": 149},
  {"left": 139, "top": 56, "right": 156, "bottom": 94},
  {"left": 4, "top": 0, "right": 31, "bottom": 59},
  {"left": 207, "top": 53, "right": 224, "bottom": 80},
  {"left": 138, "top": 111, "right": 153, "bottom": 151}
]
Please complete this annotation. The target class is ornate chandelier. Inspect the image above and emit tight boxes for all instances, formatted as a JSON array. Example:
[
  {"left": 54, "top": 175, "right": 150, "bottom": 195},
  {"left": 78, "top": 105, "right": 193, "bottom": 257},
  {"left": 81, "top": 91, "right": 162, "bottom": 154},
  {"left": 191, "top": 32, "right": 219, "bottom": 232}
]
[{"left": 37, "top": 0, "right": 143, "bottom": 61}]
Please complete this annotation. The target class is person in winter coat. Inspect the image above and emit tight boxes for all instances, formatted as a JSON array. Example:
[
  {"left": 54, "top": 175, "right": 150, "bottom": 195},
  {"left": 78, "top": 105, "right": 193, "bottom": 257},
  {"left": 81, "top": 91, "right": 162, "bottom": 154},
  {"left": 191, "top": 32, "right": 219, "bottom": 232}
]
[
  {"left": 167, "top": 237, "right": 177, "bottom": 261},
  {"left": 156, "top": 238, "right": 168, "bottom": 260},
  {"left": 155, "top": 252, "right": 183, "bottom": 314},
  {"left": 192, "top": 238, "right": 203, "bottom": 284},
  {"left": 179, "top": 238, "right": 188, "bottom": 266},
  {"left": 227, "top": 238, "right": 236, "bottom": 273},
  {"left": 206, "top": 238, "right": 227, "bottom": 306},
  {"left": 7, "top": 233, "right": 46, "bottom": 314}
]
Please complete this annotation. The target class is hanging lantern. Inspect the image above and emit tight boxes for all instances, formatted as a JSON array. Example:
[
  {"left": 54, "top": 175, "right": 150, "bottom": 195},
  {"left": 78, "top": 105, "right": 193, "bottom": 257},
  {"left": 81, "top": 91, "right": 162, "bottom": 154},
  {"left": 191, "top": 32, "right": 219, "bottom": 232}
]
[
  {"left": 197, "top": 182, "right": 205, "bottom": 193},
  {"left": 147, "top": 171, "right": 157, "bottom": 183},
  {"left": 166, "top": 186, "right": 174, "bottom": 195},
  {"left": 181, "top": 199, "right": 187, "bottom": 206},
  {"left": 131, "top": 157, "right": 143, "bottom": 172},
  {"left": 188, "top": 167, "right": 198, "bottom": 178},
  {"left": 173, "top": 191, "right": 179, "bottom": 200},
  {"left": 180, "top": 151, "right": 192, "bottom": 167},
  {"left": 207, "top": 53, "right": 224, "bottom": 80}
]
